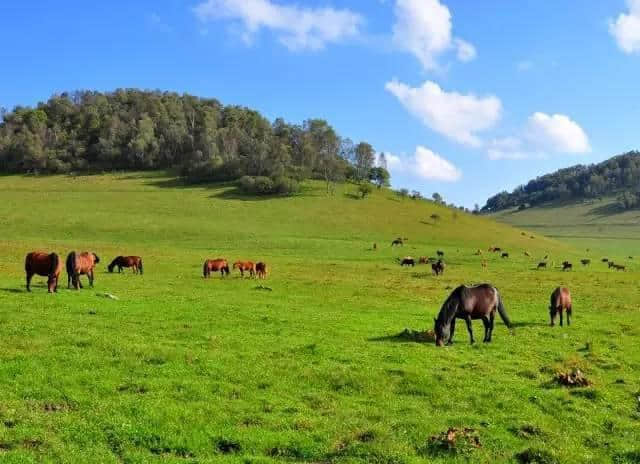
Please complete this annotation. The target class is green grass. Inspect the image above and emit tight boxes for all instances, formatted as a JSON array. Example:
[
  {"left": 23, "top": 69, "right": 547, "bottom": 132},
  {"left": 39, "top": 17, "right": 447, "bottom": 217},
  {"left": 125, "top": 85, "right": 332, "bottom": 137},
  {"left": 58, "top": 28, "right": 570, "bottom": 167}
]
[{"left": 1, "top": 173, "right": 639, "bottom": 463}]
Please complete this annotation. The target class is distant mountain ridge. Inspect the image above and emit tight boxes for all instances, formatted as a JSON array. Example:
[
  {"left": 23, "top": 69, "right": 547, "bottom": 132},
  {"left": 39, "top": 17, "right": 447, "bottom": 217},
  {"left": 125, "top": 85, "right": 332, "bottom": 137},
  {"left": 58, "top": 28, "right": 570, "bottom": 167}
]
[{"left": 483, "top": 151, "right": 640, "bottom": 212}]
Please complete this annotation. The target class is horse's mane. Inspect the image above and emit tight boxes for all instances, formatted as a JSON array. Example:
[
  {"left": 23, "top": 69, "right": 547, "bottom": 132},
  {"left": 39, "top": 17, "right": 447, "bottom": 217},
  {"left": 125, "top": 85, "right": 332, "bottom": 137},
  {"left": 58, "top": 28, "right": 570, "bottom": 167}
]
[{"left": 436, "top": 285, "right": 464, "bottom": 325}]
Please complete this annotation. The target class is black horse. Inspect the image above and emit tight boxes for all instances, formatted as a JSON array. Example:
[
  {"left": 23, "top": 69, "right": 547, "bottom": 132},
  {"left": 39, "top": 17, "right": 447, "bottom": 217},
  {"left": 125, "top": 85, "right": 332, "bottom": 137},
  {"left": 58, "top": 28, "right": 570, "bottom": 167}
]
[{"left": 434, "top": 284, "right": 512, "bottom": 346}]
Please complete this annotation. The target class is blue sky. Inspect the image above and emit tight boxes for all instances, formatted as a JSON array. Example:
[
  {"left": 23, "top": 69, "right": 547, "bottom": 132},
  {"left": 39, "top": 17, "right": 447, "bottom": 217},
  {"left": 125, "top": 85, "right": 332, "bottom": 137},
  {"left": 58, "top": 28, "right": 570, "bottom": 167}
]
[{"left": 2, "top": 0, "right": 640, "bottom": 207}]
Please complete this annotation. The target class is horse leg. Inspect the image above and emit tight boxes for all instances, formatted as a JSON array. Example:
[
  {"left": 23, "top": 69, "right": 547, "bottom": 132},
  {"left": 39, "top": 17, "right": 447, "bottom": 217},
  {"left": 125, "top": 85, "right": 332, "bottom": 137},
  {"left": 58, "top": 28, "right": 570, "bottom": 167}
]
[
  {"left": 488, "top": 311, "right": 495, "bottom": 342},
  {"left": 482, "top": 317, "right": 490, "bottom": 342},
  {"left": 465, "top": 316, "right": 475, "bottom": 344},
  {"left": 26, "top": 272, "right": 32, "bottom": 292},
  {"left": 559, "top": 309, "right": 564, "bottom": 327},
  {"left": 566, "top": 307, "right": 571, "bottom": 326},
  {"left": 447, "top": 318, "right": 456, "bottom": 345},
  {"left": 550, "top": 308, "right": 556, "bottom": 326},
  {"left": 89, "top": 270, "right": 94, "bottom": 287}
]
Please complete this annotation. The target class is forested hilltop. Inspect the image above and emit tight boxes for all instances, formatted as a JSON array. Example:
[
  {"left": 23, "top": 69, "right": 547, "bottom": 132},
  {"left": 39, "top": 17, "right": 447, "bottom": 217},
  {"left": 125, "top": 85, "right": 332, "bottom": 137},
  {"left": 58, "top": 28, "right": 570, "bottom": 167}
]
[
  {"left": 0, "top": 89, "right": 389, "bottom": 194},
  {"left": 483, "top": 151, "right": 640, "bottom": 212}
]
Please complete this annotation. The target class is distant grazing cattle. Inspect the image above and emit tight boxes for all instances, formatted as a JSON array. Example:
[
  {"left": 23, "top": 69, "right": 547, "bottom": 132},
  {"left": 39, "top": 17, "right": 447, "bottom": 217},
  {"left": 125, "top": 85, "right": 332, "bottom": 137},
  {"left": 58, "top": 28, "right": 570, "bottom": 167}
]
[
  {"left": 613, "top": 264, "right": 626, "bottom": 271},
  {"left": 608, "top": 261, "right": 615, "bottom": 268},
  {"left": 550, "top": 287, "right": 572, "bottom": 327},
  {"left": 391, "top": 238, "right": 403, "bottom": 247},
  {"left": 562, "top": 261, "right": 572, "bottom": 271},
  {"left": 474, "top": 249, "right": 483, "bottom": 256},
  {"left": 400, "top": 257, "right": 415, "bottom": 267},
  {"left": 602, "top": 258, "right": 609, "bottom": 263},
  {"left": 501, "top": 252, "right": 509, "bottom": 258},
  {"left": 418, "top": 256, "right": 429, "bottom": 264},
  {"left": 437, "top": 250, "right": 444, "bottom": 257},
  {"left": 373, "top": 243, "right": 377, "bottom": 250},
  {"left": 537, "top": 262, "right": 547, "bottom": 270},
  {"left": 628, "top": 256, "right": 634, "bottom": 260},
  {"left": 580, "top": 259, "right": 591, "bottom": 266}
]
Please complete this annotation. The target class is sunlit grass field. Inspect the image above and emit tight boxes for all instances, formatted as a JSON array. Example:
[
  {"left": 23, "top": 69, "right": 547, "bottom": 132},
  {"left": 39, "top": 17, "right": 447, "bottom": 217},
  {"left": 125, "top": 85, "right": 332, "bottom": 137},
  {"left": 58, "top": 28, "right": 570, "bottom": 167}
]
[{"left": 0, "top": 173, "right": 639, "bottom": 463}]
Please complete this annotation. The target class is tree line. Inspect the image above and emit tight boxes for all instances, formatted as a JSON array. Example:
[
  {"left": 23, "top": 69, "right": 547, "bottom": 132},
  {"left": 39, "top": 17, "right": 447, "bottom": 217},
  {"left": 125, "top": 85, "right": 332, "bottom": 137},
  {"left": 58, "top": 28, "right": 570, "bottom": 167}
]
[
  {"left": 0, "top": 89, "right": 389, "bottom": 195},
  {"left": 482, "top": 151, "right": 640, "bottom": 212}
]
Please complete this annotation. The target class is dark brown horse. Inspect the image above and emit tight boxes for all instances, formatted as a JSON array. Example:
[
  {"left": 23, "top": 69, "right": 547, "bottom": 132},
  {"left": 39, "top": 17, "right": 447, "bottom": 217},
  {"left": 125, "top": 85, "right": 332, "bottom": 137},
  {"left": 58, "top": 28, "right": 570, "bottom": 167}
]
[
  {"left": 203, "top": 259, "right": 230, "bottom": 278},
  {"left": 436, "top": 250, "right": 444, "bottom": 257},
  {"left": 581, "top": 259, "right": 591, "bottom": 266},
  {"left": 108, "top": 256, "right": 143, "bottom": 274},
  {"left": 391, "top": 238, "right": 403, "bottom": 247},
  {"left": 25, "top": 251, "right": 62, "bottom": 293},
  {"left": 400, "top": 257, "right": 415, "bottom": 267},
  {"left": 432, "top": 259, "right": 445, "bottom": 276},
  {"left": 537, "top": 262, "right": 547, "bottom": 270},
  {"left": 550, "top": 287, "right": 572, "bottom": 326},
  {"left": 255, "top": 262, "right": 268, "bottom": 279},
  {"left": 562, "top": 261, "right": 572, "bottom": 271},
  {"left": 66, "top": 251, "right": 100, "bottom": 289},
  {"left": 501, "top": 252, "right": 509, "bottom": 258},
  {"left": 434, "top": 284, "right": 512, "bottom": 346},
  {"left": 233, "top": 261, "right": 255, "bottom": 277}
]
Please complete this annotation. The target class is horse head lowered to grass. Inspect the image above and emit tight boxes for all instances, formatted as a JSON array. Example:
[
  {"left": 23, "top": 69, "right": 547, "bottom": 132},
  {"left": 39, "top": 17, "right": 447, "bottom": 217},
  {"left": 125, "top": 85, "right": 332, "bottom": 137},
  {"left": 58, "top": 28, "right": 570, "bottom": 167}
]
[{"left": 434, "top": 284, "right": 512, "bottom": 346}]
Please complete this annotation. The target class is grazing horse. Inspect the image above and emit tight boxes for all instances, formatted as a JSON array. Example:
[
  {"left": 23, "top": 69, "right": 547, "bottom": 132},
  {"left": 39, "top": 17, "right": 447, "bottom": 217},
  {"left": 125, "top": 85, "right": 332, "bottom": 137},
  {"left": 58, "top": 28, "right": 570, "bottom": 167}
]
[
  {"left": 550, "top": 287, "right": 572, "bottom": 327},
  {"left": 25, "top": 251, "right": 62, "bottom": 293},
  {"left": 255, "top": 262, "right": 268, "bottom": 279},
  {"left": 203, "top": 259, "right": 230, "bottom": 278},
  {"left": 613, "top": 264, "right": 626, "bottom": 271},
  {"left": 602, "top": 258, "right": 609, "bottom": 263},
  {"left": 581, "top": 259, "right": 591, "bottom": 266},
  {"left": 608, "top": 261, "right": 615, "bottom": 269},
  {"left": 66, "top": 252, "right": 100, "bottom": 289},
  {"left": 400, "top": 257, "right": 415, "bottom": 267},
  {"left": 391, "top": 238, "right": 403, "bottom": 247},
  {"left": 418, "top": 256, "right": 429, "bottom": 264},
  {"left": 432, "top": 260, "right": 445, "bottom": 276},
  {"left": 562, "top": 261, "right": 572, "bottom": 271},
  {"left": 233, "top": 261, "right": 256, "bottom": 277},
  {"left": 501, "top": 252, "right": 509, "bottom": 258},
  {"left": 108, "top": 256, "right": 143, "bottom": 274},
  {"left": 436, "top": 250, "right": 444, "bottom": 258},
  {"left": 434, "top": 284, "right": 512, "bottom": 346},
  {"left": 537, "top": 262, "right": 547, "bottom": 270}
]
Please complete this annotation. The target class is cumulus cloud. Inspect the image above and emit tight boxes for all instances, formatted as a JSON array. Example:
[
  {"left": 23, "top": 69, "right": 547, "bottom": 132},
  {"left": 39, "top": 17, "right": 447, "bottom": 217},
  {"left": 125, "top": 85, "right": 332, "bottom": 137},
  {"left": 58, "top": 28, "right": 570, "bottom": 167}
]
[
  {"left": 525, "top": 112, "right": 591, "bottom": 153},
  {"left": 193, "top": 0, "right": 363, "bottom": 51},
  {"left": 385, "top": 79, "right": 502, "bottom": 147},
  {"left": 378, "top": 147, "right": 461, "bottom": 182},
  {"left": 487, "top": 113, "right": 591, "bottom": 160},
  {"left": 609, "top": 0, "right": 640, "bottom": 54},
  {"left": 392, "top": 0, "right": 475, "bottom": 70}
]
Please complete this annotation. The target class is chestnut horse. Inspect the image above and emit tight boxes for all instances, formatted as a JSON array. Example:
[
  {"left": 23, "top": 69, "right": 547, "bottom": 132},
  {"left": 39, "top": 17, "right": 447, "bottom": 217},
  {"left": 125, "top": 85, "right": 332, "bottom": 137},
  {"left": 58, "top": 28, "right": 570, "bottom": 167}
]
[
  {"left": 66, "top": 251, "right": 100, "bottom": 289},
  {"left": 25, "top": 251, "right": 62, "bottom": 293},
  {"left": 434, "top": 284, "right": 512, "bottom": 346},
  {"left": 255, "top": 262, "right": 268, "bottom": 279},
  {"left": 550, "top": 287, "right": 572, "bottom": 326},
  {"left": 203, "top": 259, "right": 230, "bottom": 278},
  {"left": 233, "top": 261, "right": 255, "bottom": 277},
  {"left": 108, "top": 256, "right": 143, "bottom": 274}
]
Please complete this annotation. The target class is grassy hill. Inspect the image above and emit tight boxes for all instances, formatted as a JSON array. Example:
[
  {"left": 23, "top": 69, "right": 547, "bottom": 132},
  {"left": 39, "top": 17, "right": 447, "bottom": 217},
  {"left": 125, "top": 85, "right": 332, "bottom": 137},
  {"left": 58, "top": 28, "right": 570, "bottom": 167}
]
[
  {"left": 1, "top": 173, "right": 639, "bottom": 463},
  {"left": 491, "top": 196, "right": 640, "bottom": 257}
]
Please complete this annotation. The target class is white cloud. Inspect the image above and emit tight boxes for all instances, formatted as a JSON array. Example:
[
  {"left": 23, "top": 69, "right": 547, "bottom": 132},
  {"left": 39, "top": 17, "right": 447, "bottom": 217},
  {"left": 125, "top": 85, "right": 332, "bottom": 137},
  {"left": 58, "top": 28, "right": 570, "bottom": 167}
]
[
  {"left": 516, "top": 60, "right": 533, "bottom": 71},
  {"left": 385, "top": 79, "right": 502, "bottom": 147},
  {"left": 413, "top": 146, "right": 462, "bottom": 181},
  {"left": 487, "top": 113, "right": 590, "bottom": 160},
  {"left": 378, "top": 147, "right": 461, "bottom": 182},
  {"left": 609, "top": 0, "right": 640, "bottom": 54},
  {"left": 392, "top": 0, "right": 475, "bottom": 70},
  {"left": 193, "top": 0, "right": 363, "bottom": 51},
  {"left": 525, "top": 112, "right": 591, "bottom": 154}
]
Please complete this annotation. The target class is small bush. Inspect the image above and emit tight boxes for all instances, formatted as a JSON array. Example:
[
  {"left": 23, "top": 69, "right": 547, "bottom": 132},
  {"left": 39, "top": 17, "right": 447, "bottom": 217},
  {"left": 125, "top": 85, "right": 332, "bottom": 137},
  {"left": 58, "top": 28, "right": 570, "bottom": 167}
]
[{"left": 238, "top": 175, "right": 298, "bottom": 196}]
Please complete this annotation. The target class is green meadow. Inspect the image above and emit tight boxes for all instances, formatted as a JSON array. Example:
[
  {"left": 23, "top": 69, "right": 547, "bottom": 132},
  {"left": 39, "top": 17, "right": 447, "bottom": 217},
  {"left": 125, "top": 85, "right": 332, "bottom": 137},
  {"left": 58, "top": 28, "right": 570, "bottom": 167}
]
[{"left": 0, "top": 173, "right": 639, "bottom": 463}]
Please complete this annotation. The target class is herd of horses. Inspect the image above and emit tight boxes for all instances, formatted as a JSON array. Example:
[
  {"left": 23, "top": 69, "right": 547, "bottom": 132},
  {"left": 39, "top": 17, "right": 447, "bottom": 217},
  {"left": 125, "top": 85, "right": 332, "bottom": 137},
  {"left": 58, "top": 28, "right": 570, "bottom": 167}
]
[{"left": 24, "top": 251, "right": 268, "bottom": 293}]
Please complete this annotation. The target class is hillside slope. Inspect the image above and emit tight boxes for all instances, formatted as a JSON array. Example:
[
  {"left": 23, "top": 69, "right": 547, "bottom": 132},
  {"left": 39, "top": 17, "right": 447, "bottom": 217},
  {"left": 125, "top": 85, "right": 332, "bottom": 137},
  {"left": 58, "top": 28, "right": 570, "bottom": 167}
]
[
  {"left": 491, "top": 196, "right": 640, "bottom": 255},
  {"left": 1, "top": 174, "right": 639, "bottom": 463}
]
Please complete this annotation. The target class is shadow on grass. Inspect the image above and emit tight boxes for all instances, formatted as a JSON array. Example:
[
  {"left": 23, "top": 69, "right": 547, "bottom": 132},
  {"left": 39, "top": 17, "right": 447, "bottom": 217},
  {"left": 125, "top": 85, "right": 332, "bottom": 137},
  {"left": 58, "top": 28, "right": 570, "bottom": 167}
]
[
  {"left": 369, "top": 328, "right": 435, "bottom": 344},
  {"left": 0, "top": 288, "right": 27, "bottom": 294}
]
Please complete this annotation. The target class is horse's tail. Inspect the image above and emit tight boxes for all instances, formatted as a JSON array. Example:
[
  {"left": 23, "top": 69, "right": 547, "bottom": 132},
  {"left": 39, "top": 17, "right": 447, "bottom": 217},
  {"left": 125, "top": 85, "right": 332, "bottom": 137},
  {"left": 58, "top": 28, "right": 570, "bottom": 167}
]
[
  {"left": 66, "top": 252, "right": 76, "bottom": 275},
  {"left": 48, "top": 253, "right": 59, "bottom": 276},
  {"left": 138, "top": 258, "right": 143, "bottom": 275},
  {"left": 496, "top": 290, "right": 512, "bottom": 329}
]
